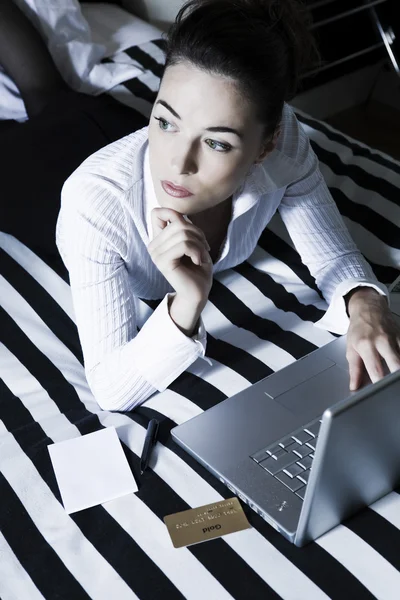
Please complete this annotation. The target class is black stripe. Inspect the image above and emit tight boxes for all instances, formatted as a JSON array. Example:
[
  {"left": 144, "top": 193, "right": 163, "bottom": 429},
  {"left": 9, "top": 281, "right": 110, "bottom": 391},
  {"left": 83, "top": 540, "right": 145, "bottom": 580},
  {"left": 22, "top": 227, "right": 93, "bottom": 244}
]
[
  {"left": 0, "top": 473, "right": 91, "bottom": 600},
  {"left": 134, "top": 444, "right": 282, "bottom": 600},
  {"left": 169, "top": 371, "right": 227, "bottom": 411},
  {"left": 1, "top": 307, "right": 85, "bottom": 415},
  {"left": 1, "top": 249, "right": 83, "bottom": 364},
  {"left": 206, "top": 333, "right": 273, "bottom": 383},
  {"left": 72, "top": 505, "right": 186, "bottom": 600},
  {"left": 0, "top": 378, "right": 52, "bottom": 440},
  {"left": 332, "top": 188, "right": 400, "bottom": 250},
  {"left": 124, "top": 45, "right": 164, "bottom": 79},
  {"left": 123, "top": 78, "right": 158, "bottom": 105},
  {"left": 367, "top": 261, "right": 400, "bottom": 285},
  {"left": 151, "top": 38, "right": 167, "bottom": 53},
  {"left": 234, "top": 261, "right": 326, "bottom": 323},
  {"left": 311, "top": 140, "right": 400, "bottom": 208},
  {"left": 258, "top": 229, "right": 322, "bottom": 296},
  {"left": 210, "top": 279, "right": 318, "bottom": 360},
  {"left": 134, "top": 298, "right": 272, "bottom": 389},
  {"left": 248, "top": 509, "right": 377, "bottom": 600},
  {"left": 345, "top": 507, "right": 400, "bottom": 572},
  {"left": 296, "top": 112, "right": 400, "bottom": 176},
  {"left": 131, "top": 409, "right": 240, "bottom": 499},
  {"left": 0, "top": 380, "right": 100, "bottom": 502}
]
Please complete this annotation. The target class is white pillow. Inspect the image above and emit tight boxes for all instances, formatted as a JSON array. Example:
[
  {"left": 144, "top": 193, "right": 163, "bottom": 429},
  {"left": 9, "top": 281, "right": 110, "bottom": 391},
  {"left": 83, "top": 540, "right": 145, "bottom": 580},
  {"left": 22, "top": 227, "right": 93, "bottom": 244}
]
[
  {"left": 13, "top": 0, "right": 106, "bottom": 92},
  {"left": 81, "top": 2, "right": 163, "bottom": 56},
  {"left": 0, "top": 1, "right": 163, "bottom": 120}
]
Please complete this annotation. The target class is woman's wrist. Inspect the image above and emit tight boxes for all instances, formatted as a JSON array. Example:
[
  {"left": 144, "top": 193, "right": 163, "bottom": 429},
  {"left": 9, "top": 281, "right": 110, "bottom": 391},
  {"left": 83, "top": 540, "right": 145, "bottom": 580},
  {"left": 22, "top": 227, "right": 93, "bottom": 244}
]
[
  {"left": 168, "top": 294, "right": 205, "bottom": 337},
  {"left": 345, "top": 286, "right": 387, "bottom": 318}
]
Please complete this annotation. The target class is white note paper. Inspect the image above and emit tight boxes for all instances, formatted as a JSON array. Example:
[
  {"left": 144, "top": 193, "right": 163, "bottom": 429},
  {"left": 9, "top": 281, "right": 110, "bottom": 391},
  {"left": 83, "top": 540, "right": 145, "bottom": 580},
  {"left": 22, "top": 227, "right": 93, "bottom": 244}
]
[{"left": 48, "top": 427, "right": 138, "bottom": 514}]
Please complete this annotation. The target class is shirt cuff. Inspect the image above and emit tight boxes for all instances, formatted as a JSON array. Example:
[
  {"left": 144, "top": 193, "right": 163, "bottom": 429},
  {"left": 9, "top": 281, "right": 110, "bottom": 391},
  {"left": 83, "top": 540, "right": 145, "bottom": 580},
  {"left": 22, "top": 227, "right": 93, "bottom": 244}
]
[
  {"left": 132, "top": 293, "right": 210, "bottom": 391},
  {"left": 315, "top": 278, "right": 389, "bottom": 335}
]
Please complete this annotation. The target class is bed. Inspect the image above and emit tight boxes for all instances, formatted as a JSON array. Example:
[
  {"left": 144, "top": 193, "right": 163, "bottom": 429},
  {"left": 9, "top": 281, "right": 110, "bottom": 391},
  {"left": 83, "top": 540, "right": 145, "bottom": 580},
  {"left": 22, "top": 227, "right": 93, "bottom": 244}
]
[{"left": 1, "top": 4, "right": 400, "bottom": 599}]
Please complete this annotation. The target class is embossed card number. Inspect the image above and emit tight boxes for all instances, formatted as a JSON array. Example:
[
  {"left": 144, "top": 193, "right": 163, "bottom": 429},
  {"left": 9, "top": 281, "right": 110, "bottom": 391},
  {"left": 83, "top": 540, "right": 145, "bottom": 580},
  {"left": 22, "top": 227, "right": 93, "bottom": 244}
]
[{"left": 164, "top": 497, "right": 251, "bottom": 548}]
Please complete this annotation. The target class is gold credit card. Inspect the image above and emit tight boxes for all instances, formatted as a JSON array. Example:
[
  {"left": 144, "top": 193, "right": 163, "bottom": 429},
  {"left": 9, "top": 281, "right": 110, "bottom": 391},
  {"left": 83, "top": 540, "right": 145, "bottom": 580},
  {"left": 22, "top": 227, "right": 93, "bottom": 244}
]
[{"left": 164, "top": 497, "right": 251, "bottom": 548}]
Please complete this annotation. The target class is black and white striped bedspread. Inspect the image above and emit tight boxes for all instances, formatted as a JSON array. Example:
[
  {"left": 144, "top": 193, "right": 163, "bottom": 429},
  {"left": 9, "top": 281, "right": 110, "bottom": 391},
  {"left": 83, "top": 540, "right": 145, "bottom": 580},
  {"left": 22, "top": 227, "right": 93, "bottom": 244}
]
[{"left": 1, "top": 39, "right": 400, "bottom": 600}]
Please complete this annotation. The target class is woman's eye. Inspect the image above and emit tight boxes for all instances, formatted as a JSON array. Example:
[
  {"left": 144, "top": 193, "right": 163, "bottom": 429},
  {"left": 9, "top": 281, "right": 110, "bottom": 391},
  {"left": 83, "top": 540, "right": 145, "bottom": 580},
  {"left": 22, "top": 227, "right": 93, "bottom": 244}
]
[
  {"left": 154, "top": 117, "right": 171, "bottom": 131},
  {"left": 205, "top": 139, "right": 231, "bottom": 153}
]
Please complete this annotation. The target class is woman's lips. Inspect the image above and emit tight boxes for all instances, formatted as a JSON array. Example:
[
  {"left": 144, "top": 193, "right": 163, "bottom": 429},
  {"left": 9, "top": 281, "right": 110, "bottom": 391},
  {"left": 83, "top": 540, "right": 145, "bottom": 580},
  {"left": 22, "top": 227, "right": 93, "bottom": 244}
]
[{"left": 161, "top": 180, "right": 193, "bottom": 198}]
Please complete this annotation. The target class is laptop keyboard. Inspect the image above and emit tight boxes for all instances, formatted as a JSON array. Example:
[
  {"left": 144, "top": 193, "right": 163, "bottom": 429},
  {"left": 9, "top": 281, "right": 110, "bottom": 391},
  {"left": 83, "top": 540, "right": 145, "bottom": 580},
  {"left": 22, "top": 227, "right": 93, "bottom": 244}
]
[{"left": 250, "top": 418, "right": 321, "bottom": 500}]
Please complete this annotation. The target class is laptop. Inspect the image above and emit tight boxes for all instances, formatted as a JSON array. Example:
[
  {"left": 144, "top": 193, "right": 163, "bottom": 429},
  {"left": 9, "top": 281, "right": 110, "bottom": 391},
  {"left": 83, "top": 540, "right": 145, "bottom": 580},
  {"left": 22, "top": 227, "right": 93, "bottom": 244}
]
[{"left": 171, "top": 281, "right": 400, "bottom": 546}]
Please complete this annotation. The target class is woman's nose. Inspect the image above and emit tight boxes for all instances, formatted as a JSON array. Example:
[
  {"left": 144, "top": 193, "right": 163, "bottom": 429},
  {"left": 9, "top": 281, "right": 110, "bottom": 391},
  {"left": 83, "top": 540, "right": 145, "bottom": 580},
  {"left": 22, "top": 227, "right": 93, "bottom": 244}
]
[{"left": 170, "top": 144, "right": 197, "bottom": 175}]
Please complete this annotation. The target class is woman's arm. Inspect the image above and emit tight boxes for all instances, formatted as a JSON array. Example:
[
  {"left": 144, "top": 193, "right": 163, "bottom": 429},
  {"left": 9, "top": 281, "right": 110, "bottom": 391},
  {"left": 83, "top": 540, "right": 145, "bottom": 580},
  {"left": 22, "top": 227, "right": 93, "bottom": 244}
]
[
  {"left": 277, "top": 136, "right": 400, "bottom": 387},
  {"left": 277, "top": 139, "right": 388, "bottom": 330},
  {"left": 56, "top": 172, "right": 208, "bottom": 412}
]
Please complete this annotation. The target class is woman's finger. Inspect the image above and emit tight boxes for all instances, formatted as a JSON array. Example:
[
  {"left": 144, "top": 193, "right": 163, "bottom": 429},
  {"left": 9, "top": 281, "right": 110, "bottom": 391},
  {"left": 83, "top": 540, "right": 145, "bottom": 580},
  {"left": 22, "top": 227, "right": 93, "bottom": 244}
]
[
  {"left": 151, "top": 229, "right": 210, "bottom": 262},
  {"left": 374, "top": 336, "right": 400, "bottom": 374},
  {"left": 156, "top": 239, "right": 211, "bottom": 270},
  {"left": 150, "top": 208, "right": 210, "bottom": 249},
  {"left": 150, "top": 207, "right": 184, "bottom": 237},
  {"left": 346, "top": 347, "right": 364, "bottom": 391},
  {"left": 352, "top": 340, "right": 385, "bottom": 385}
]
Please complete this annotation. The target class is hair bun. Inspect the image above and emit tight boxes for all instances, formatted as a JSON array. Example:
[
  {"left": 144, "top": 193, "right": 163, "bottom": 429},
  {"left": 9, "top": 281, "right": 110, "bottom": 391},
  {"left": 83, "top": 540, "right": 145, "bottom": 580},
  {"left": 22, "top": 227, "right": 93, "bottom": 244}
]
[{"left": 165, "top": 0, "right": 320, "bottom": 134}]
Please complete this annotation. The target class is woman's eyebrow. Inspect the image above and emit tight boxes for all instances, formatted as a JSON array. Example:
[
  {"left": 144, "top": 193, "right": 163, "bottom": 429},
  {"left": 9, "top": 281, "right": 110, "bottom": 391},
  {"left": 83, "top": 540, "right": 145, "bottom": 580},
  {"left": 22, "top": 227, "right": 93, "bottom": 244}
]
[
  {"left": 156, "top": 99, "right": 244, "bottom": 139},
  {"left": 156, "top": 99, "right": 180, "bottom": 119},
  {"left": 206, "top": 126, "right": 243, "bottom": 139}
]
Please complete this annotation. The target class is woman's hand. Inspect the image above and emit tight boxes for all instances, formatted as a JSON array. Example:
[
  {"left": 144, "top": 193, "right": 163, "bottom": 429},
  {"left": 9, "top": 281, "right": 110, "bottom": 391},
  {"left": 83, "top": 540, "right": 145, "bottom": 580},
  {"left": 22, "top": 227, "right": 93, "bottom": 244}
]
[
  {"left": 147, "top": 208, "right": 213, "bottom": 336},
  {"left": 346, "top": 288, "right": 400, "bottom": 390},
  {"left": 148, "top": 207, "right": 213, "bottom": 303}
]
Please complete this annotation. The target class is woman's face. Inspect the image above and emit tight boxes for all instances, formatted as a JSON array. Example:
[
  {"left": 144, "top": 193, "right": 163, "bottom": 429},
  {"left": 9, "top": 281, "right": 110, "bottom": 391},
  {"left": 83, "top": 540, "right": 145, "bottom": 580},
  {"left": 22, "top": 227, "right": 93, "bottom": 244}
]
[{"left": 148, "top": 62, "right": 275, "bottom": 216}]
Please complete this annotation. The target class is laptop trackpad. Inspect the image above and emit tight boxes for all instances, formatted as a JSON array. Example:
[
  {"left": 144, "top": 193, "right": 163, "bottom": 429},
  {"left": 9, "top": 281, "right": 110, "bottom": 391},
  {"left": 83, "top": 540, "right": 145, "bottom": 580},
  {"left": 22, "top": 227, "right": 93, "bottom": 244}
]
[{"left": 275, "top": 365, "right": 351, "bottom": 422}]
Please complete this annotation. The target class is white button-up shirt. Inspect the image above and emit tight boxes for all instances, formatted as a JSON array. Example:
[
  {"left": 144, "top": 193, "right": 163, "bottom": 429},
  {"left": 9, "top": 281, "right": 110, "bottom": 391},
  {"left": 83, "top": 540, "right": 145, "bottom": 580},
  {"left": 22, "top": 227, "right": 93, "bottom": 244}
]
[{"left": 56, "top": 103, "right": 387, "bottom": 411}]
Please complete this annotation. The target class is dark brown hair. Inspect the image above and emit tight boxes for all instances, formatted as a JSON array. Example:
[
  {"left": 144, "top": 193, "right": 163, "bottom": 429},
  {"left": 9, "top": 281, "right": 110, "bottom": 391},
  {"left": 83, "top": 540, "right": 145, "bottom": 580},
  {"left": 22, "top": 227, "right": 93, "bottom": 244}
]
[{"left": 163, "top": 0, "right": 320, "bottom": 137}]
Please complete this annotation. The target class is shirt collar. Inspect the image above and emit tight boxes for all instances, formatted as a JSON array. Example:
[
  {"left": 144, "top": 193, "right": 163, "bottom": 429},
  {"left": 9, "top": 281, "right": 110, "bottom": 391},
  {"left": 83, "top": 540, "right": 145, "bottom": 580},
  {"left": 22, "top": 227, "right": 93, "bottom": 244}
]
[{"left": 143, "top": 144, "right": 160, "bottom": 241}]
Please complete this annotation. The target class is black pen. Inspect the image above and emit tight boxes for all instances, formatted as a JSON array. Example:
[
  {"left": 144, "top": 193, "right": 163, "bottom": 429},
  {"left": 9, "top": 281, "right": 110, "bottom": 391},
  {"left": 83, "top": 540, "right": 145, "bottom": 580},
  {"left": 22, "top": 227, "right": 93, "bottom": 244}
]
[{"left": 140, "top": 419, "right": 159, "bottom": 475}]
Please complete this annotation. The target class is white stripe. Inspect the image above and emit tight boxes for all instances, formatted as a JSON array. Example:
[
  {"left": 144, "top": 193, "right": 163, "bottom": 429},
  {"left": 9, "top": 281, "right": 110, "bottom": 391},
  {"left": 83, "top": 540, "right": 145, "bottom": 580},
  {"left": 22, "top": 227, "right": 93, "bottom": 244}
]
[
  {"left": 317, "top": 524, "right": 400, "bottom": 599},
  {"left": 0, "top": 532, "right": 45, "bottom": 600},
  {"left": 0, "top": 434, "right": 139, "bottom": 600},
  {"left": 296, "top": 108, "right": 400, "bottom": 168},
  {"left": 0, "top": 233, "right": 74, "bottom": 321},
  {"left": 144, "top": 41, "right": 167, "bottom": 65},
  {"left": 371, "top": 491, "right": 400, "bottom": 530},
  {"left": 320, "top": 164, "right": 400, "bottom": 225},
  {"left": 108, "top": 50, "right": 146, "bottom": 71},
  {"left": 301, "top": 119, "right": 400, "bottom": 180},
  {"left": 107, "top": 414, "right": 329, "bottom": 600},
  {"left": 203, "top": 301, "right": 295, "bottom": 371},
  {"left": 248, "top": 245, "right": 329, "bottom": 310},
  {"left": 216, "top": 270, "right": 333, "bottom": 347},
  {"left": 0, "top": 344, "right": 80, "bottom": 442},
  {"left": 187, "top": 357, "right": 251, "bottom": 397},
  {"left": 343, "top": 218, "right": 400, "bottom": 268},
  {"left": 267, "top": 210, "right": 400, "bottom": 270},
  {"left": 0, "top": 276, "right": 99, "bottom": 413},
  {"left": 143, "top": 389, "right": 203, "bottom": 424},
  {"left": 137, "top": 70, "right": 160, "bottom": 93},
  {"left": 104, "top": 494, "right": 235, "bottom": 600}
]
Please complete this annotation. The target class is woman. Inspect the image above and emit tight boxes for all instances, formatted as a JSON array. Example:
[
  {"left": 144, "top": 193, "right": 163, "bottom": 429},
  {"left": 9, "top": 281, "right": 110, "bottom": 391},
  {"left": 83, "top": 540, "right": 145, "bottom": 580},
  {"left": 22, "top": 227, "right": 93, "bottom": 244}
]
[{"left": 3, "top": 0, "right": 400, "bottom": 412}]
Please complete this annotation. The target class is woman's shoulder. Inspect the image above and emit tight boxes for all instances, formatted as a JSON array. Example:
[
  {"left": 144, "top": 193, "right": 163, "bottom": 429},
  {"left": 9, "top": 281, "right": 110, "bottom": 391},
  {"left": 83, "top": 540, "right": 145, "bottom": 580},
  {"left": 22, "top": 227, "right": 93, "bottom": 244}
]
[
  {"left": 276, "top": 103, "right": 311, "bottom": 167},
  {"left": 64, "top": 125, "right": 149, "bottom": 193},
  {"left": 255, "top": 103, "right": 316, "bottom": 193}
]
